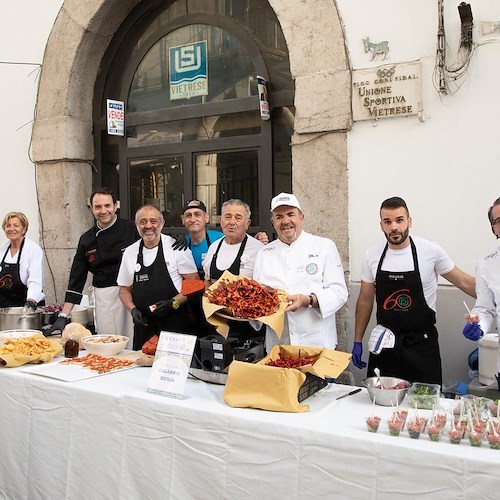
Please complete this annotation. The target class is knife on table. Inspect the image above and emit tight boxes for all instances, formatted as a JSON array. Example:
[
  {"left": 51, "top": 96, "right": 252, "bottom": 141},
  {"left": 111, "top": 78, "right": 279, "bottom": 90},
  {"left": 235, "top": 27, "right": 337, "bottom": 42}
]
[{"left": 336, "top": 388, "right": 362, "bottom": 400}]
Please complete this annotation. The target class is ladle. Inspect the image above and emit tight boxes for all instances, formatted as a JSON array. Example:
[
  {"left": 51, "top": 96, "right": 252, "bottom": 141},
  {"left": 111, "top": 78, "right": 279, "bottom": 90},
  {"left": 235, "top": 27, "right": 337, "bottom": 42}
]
[{"left": 374, "top": 367, "right": 385, "bottom": 389}]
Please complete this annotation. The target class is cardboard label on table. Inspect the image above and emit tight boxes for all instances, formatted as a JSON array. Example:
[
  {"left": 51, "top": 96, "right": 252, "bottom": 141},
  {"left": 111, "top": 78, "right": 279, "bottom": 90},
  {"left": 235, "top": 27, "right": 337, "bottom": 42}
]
[{"left": 147, "top": 331, "right": 196, "bottom": 398}]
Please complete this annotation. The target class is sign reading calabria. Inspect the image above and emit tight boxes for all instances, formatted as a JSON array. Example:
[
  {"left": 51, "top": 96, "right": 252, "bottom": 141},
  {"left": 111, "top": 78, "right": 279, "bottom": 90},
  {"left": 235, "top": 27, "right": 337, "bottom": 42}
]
[
  {"left": 169, "top": 41, "right": 208, "bottom": 101},
  {"left": 352, "top": 61, "right": 422, "bottom": 121}
]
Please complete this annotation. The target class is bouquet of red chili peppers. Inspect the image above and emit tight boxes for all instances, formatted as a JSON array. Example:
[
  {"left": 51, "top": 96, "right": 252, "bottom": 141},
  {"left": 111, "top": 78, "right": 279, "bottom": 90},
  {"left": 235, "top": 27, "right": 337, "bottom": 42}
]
[
  {"left": 205, "top": 276, "right": 281, "bottom": 319},
  {"left": 203, "top": 271, "right": 287, "bottom": 338}
]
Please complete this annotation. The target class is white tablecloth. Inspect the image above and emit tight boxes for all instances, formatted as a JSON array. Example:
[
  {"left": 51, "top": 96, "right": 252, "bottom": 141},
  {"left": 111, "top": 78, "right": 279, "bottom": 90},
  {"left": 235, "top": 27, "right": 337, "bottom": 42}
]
[{"left": 1, "top": 364, "right": 499, "bottom": 499}]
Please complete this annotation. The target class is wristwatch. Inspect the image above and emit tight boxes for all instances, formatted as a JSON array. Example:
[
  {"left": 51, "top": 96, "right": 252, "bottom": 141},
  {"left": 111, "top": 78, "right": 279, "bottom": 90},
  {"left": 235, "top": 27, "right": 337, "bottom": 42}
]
[
  {"left": 308, "top": 295, "right": 314, "bottom": 308},
  {"left": 59, "top": 312, "right": 70, "bottom": 319},
  {"left": 171, "top": 299, "right": 180, "bottom": 310}
]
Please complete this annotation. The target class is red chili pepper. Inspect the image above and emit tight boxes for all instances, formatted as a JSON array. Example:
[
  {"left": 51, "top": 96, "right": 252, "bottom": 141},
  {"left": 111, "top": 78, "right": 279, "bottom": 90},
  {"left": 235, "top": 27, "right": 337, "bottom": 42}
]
[{"left": 207, "top": 277, "right": 280, "bottom": 318}]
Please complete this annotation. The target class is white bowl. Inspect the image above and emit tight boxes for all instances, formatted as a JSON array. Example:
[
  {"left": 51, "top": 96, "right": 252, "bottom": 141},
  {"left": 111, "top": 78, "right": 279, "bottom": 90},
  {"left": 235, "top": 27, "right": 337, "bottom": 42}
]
[
  {"left": 0, "top": 329, "right": 42, "bottom": 345},
  {"left": 80, "top": 335, "right": 129, "bottom": 356}
]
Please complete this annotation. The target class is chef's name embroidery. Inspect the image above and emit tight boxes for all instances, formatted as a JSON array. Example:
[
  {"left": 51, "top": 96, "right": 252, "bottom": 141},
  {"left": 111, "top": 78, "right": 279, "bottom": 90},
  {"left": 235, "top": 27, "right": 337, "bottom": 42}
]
[
  {"left": 383, "top": 288, "right": 412, "bottom": 311},
  {"left": 485, "top": 249, "right": 499, "bottom": 262}
]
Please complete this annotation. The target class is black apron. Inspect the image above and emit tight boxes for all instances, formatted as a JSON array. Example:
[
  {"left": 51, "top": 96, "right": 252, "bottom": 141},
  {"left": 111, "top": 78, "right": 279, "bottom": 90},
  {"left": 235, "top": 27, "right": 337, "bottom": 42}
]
[
  {"left": 0, "top": 239, "right": 28, "bottom": 307},
  {"left": 132, "top": 238, "right": 191, "bottom": 350},
  {"left": 208, "top": 235, "right": 262, "bottom": 341},
  {"left": 367, "top": 238, "right": 442, "bottom": 385},
  {"left": 188, "top": 230, "right": 213, "bottom": 279}
]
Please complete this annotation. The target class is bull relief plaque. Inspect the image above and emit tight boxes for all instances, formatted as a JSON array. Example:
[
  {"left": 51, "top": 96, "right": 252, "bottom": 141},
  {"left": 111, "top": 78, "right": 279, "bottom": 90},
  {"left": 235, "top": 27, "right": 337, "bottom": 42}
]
[{"left": 352, "top": 61, "right": 422, "bottom": 121}]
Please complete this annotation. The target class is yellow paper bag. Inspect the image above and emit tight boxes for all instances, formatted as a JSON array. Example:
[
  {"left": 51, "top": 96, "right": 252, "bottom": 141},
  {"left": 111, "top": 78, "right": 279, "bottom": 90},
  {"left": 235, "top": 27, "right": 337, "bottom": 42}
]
[
  {"left": 203, "top": 270, "right": 287, "bottom": 338},
  {"left": 223, "top": 344, "right": 352, "bottom": 412}
]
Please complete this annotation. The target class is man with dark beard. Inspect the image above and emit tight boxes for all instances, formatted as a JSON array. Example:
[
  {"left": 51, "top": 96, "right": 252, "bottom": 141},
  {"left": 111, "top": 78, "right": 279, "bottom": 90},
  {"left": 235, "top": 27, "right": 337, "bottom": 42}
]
[{"left": 352, "top": 196, "right": 476, "bottom": 385}]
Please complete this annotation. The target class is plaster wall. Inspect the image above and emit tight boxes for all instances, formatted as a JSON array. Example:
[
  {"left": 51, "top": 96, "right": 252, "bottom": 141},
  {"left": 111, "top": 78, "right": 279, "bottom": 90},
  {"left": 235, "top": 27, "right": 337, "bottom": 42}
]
[{"left": 0, "top": 1, "right": 61, "bottom": 262}]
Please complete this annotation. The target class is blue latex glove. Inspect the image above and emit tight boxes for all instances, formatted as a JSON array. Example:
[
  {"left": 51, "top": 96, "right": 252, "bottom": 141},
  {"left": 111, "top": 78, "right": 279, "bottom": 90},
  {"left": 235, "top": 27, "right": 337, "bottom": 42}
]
[
  {"left": 352, "top": 341, "right": 367, "bottom": 368},
  {"left": 463, "top": 322, "right": 483, "bottom": 341}
]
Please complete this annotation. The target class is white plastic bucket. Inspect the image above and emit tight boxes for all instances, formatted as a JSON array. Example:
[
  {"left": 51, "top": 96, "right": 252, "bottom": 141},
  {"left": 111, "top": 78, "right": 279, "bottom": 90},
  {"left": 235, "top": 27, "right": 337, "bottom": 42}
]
[{"left": 478, "top": 333, "right": 498, "bottom": 385}]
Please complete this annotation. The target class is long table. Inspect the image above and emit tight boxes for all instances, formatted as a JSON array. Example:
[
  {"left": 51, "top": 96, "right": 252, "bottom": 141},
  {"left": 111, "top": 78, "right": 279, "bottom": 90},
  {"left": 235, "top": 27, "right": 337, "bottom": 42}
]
[{"left": 1, "top": 362, "right": 499, "bottom": 499}]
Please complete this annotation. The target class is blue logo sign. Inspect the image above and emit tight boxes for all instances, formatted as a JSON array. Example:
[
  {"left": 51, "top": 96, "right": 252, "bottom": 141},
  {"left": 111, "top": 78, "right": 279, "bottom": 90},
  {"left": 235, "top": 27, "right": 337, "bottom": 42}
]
[{"left": 169, "top": 41, "right": 208, "bottom": 100}]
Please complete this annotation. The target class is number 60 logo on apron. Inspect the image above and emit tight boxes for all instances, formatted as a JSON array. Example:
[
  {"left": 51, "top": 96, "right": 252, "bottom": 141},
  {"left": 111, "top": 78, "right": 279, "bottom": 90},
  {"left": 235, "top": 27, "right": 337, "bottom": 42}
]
[{"left": 383, "top": 289, "right": 412, "bottom": 311}]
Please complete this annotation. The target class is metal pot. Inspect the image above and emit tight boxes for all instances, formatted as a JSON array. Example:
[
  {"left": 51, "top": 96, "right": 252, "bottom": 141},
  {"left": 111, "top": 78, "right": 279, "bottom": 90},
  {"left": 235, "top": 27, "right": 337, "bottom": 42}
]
[{"left": 0, "top": 307, "right": 42, "bottom": 331}]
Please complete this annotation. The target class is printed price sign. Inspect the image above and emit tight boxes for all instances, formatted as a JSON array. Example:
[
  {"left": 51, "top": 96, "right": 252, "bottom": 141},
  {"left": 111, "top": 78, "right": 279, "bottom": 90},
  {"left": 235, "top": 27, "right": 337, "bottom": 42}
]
[{"left": 147, "top": 331, "right": 196, "bottom": 398}]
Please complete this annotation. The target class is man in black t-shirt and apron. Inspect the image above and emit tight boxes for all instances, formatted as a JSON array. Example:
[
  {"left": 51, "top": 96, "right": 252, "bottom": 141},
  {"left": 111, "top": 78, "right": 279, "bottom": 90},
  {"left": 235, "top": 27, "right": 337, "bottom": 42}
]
[{"left": 352, "top": 197, "right": 476, "bottom": 385}]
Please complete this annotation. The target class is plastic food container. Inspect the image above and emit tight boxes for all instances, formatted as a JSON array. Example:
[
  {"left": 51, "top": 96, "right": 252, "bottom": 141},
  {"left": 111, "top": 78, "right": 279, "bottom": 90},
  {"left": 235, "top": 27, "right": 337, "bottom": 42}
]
[{"left": 407, "top": 382, "right": 440, "bottom": 409}]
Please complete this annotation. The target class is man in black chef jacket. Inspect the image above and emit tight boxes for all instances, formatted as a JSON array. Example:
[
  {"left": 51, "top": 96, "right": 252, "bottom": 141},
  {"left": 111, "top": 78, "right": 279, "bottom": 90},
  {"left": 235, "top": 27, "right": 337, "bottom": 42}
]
[
  {"left": 117, "top": 205, "right": 199, "bottom": 350},
  {"left": 46, "top": 188, "right": 139, "bottom": 345},
  {"left": 352, "top": 196, "right": 476, "bottom": 385}
]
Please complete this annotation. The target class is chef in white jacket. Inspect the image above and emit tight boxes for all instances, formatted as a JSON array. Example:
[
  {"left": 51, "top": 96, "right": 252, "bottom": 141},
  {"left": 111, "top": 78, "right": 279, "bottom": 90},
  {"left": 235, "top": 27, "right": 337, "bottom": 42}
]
[
  {"left": 253, "top": 193, "right": 348, "bottom": 351},
  {"left": 463, "top": 197, "right": 500, "bottom": 384}
]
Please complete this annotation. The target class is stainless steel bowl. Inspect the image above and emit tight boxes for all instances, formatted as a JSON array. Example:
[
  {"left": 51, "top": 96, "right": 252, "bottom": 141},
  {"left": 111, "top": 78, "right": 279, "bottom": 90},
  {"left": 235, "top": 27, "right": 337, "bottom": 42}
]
[{"left": 363, "top": 376, "right": 411, "bottom": 406}]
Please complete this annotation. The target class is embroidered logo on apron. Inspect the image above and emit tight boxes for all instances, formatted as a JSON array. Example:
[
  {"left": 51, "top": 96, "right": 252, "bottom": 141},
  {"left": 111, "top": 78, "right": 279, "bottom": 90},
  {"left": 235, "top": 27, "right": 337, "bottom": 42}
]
[
  {"left": 0, "top": 274, "right": 13, "bottom": 289},
  {"left": 383, "top": 288, "right": 412, "bottom": 312}
]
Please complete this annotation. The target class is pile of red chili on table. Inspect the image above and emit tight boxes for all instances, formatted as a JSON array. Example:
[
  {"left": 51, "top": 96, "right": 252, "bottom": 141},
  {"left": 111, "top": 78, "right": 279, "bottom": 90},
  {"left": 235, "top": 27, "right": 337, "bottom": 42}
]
[
  {"left": 206, "top": 277, "right": 280, "bottom": 319},
  {"left": 266, "top": 352, "right": 316, "bottom": 368}
]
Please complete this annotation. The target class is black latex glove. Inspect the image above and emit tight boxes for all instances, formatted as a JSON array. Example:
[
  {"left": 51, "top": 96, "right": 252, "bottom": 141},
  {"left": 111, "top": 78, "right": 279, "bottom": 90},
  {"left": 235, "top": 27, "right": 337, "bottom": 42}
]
[
  {"left": 22, "top": 300, "right": 37, "bottom": 313},
  {"left": 44, "top": 316, "right": 71, "bottom": 337},
  {"left": 131, "top": 307, "right": 149, "bottom": 326},
  {"left": 152, "top": 300, "right": 174, "bottom": 317},
  {"left": 171, "top": 234, "right": 188, "bottom": 251}
]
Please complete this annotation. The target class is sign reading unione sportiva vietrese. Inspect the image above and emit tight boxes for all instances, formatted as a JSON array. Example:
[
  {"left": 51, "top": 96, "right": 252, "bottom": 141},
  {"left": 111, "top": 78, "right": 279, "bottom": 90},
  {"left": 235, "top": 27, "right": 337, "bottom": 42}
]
[{"left": 352, "top": 61, "right": 422, "bottom": 121}]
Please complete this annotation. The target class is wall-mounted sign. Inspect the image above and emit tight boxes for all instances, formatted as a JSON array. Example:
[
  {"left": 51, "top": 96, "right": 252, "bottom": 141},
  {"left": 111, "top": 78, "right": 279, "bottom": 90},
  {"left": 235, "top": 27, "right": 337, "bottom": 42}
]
[
  {"left": 257, "top": 75, "right": 270, "bottom": 120},
  {"left": 352, "top": 61, "right": 422, "bottom": 121},
  {"left": 106, "top": 99, "right": 124, "bottom": 136},
  {"left": 169, "top": 40, "right": 208, "bottom": 101}
]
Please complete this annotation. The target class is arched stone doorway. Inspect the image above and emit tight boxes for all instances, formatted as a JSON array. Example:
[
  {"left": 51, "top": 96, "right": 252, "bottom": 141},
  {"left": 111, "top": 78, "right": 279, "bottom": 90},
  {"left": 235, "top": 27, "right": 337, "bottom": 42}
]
[{"left": 32, "top": 0, "right": 351, "bottom": 353}]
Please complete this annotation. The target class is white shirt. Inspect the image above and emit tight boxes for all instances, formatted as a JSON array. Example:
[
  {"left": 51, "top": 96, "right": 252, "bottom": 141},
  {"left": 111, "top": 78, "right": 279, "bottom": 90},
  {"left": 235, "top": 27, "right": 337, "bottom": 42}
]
[
  {"left": 203, "top": 235, "right": 264, "bottom": 282},
  {"left": 361, "top": 236, "right": 454, "bottom": 311},
  {"left": 253, "top": 231, "right": 348, "bottom": 350},
  {"left": 471, "top": 244, "right": 500, "bottom": 335},
  {"left": 117, "top": 234, "right": 197, "bottom": 292},
  {"left": 0, "top": 237, "right": 45, "bottom": 303}
]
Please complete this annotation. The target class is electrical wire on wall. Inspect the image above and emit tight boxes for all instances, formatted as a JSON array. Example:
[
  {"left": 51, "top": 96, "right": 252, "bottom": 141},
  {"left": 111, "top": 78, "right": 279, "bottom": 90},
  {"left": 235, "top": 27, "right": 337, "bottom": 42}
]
[{"left": 433, "top": 1, "right": 475, "bottom": 95}]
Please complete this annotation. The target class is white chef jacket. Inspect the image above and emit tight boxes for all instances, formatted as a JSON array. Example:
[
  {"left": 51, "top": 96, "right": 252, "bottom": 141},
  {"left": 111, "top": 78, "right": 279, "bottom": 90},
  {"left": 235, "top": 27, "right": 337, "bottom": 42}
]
[
  {"left": 471, "top": 245, "right": 500, "bottom": 370},
  {"left": 0, "top": 237, "right": 45, "bottom": 303},
  {"left": 253, "top": 231, "right": 348, "bottom": 351}
]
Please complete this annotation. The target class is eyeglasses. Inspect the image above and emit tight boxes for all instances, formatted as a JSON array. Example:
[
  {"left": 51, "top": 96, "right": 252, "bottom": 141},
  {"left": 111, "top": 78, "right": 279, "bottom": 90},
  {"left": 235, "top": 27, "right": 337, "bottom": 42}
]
[{"left": 491, "top": 218, "right": 500, "bottom": 226}]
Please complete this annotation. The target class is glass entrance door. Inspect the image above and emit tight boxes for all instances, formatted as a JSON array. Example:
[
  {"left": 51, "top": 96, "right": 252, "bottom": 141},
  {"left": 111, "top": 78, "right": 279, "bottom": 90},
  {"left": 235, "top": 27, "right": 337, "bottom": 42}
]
[{"left": 129, "top": 155, "right": 186, "bottom": 227}]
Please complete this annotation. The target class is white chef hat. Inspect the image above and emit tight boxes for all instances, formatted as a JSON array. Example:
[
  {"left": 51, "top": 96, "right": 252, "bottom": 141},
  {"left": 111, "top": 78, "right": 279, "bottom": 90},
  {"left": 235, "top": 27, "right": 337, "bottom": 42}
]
[{"left": 270, "top": 192, "right": 302, "bottom": 212}]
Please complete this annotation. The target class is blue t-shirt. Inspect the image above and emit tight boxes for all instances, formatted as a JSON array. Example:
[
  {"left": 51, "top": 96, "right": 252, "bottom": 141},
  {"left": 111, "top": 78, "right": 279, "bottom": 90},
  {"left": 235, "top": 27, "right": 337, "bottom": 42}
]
[{"left": 186, "top": 228, "right": 224, "bottom": 271}]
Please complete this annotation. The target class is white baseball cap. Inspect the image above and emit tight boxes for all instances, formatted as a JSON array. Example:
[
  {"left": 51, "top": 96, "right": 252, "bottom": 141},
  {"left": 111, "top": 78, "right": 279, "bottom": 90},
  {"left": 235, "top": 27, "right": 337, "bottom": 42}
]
[{"left": 270, "top": 192, "right": 302, "bottom": 212}]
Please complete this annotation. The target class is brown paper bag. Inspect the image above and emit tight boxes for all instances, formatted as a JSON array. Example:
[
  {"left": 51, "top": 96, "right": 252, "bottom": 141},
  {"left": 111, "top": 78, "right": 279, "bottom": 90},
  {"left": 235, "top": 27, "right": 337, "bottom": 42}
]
[
  {"left": 223, "top": 344, "right": 352, "bottom": 412},
  {"left": 203, "top": 270, "right": 287, "bottom": 338}
]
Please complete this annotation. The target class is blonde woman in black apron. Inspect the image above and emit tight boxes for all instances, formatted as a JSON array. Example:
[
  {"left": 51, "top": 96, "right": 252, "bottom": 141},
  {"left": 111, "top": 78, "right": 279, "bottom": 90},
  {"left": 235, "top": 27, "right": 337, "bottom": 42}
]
[{"left": 0, "top": 212, "right": 45, "bottom": 310}]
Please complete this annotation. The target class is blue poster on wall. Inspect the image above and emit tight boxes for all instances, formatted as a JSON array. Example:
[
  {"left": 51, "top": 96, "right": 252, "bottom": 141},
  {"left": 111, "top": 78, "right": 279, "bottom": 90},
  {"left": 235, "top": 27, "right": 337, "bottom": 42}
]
[{"left": 169, "top": 40, "right": 208, "bottom": 100}]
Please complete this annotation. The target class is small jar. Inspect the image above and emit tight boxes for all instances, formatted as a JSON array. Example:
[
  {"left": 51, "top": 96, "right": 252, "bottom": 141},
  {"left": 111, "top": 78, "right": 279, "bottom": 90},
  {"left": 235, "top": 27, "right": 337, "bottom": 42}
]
[{"left": 64, "top": 338, "right": 80, "bottom": 358}]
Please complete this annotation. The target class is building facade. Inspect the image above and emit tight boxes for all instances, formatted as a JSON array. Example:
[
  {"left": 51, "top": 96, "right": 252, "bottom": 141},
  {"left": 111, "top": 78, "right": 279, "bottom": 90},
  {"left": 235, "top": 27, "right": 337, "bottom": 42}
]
[{"left": 2, "top": 0, "right": 500, "bottom": 384}]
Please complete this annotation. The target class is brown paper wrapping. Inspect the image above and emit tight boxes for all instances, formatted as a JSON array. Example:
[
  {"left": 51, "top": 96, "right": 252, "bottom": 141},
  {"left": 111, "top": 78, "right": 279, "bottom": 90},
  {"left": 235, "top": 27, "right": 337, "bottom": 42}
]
[
  {"left": 202, "top": 270, "right": 287, "bottom": 338},
  {"left": 223, "top": 344, "right": 352, "bottom": 412},
  {"left": 0, "top": 333, "right": 63, "bottom": 367}
]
